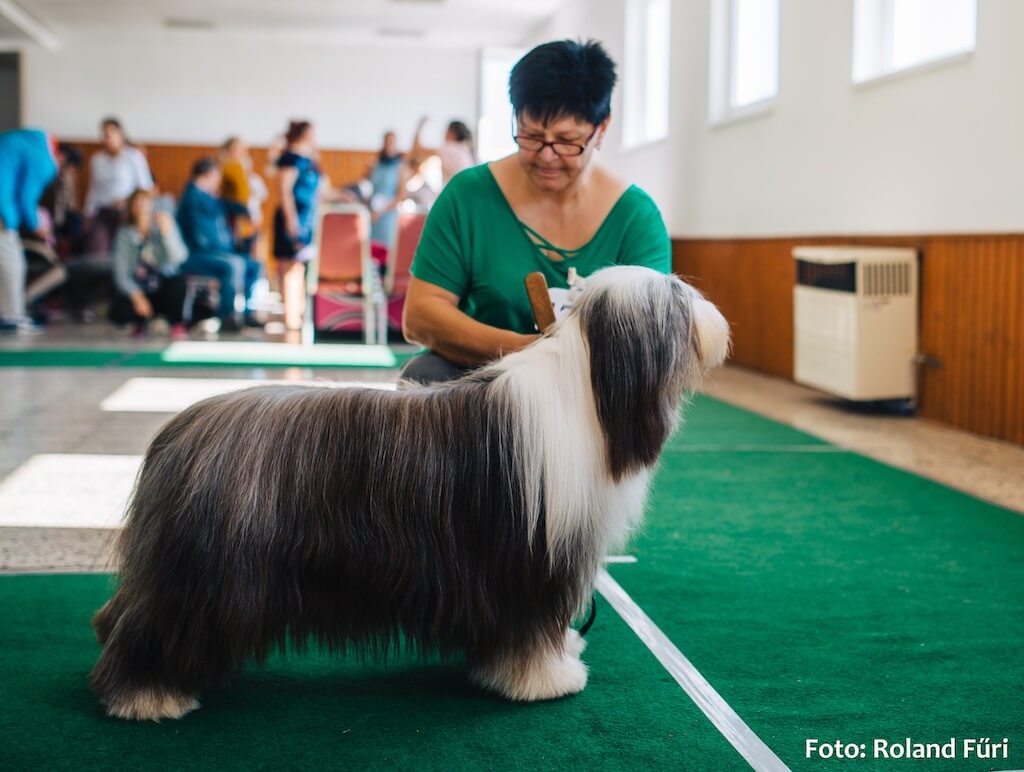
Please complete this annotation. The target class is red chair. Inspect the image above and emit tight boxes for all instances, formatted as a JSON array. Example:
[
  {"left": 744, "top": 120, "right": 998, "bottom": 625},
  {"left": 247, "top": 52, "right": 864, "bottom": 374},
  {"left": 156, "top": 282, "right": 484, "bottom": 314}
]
[
  {"left": 384, "top": 208, "right": 428, "bottom": 332},
  {"left": 309, "top": 204, "right": 382, "bottom": 343}
]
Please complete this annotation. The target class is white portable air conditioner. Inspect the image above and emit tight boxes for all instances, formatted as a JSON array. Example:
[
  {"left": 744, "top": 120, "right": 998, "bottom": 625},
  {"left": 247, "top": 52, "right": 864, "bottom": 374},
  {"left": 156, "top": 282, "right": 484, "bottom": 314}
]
[{"left": 793, "top": 246, "right": 919, "bottom": 401}]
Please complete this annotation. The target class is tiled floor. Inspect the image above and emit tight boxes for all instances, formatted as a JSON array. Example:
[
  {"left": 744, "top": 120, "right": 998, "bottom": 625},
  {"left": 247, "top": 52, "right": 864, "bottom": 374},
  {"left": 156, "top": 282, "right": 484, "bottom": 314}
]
[{"left": 1, "top": 328, "right": 1021, "bottom": 573}]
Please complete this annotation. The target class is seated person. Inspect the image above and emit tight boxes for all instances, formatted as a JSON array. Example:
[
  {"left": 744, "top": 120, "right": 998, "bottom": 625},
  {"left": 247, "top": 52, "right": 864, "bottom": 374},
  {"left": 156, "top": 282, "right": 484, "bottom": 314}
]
[
  {"left": 110, "top": 188, "right": 188, "bottom": 339},
  {"left": 176, "top": 157, "right": 261, "bottom": 332},
  {"left": 401, "top": 39, "right": 670, "bottom": 384}
]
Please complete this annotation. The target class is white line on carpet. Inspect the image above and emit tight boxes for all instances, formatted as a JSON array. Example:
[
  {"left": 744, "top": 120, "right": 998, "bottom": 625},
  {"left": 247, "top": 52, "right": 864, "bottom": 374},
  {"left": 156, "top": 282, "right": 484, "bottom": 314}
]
[{"left": 595, "top": 569, "right": 791, "bottom": 772}]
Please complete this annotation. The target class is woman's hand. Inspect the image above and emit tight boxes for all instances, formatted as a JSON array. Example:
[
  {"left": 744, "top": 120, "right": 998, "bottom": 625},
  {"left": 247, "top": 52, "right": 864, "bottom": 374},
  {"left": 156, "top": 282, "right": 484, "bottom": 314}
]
[
  {"left": 131, "top": 291, "right": 153, "bottom": 319},
  {"left": 154, "top": 212, "right": 174, "bottom": 238}
]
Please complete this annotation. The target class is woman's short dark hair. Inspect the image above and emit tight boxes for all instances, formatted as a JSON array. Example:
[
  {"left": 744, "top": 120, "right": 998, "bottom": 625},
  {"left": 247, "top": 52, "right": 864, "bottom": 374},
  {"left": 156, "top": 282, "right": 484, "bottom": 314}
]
[
  {"left": 447, "top": 120, "right": 473, "bottom": 144},
  {"left": 509, "top": 39, "right": 617, "bottom": 127},
  {"left": 286, "top": 120, "right": 312, "bottom": 145},
  {"left": 190, "top": 157, "right": 218, "bottom": 179}
]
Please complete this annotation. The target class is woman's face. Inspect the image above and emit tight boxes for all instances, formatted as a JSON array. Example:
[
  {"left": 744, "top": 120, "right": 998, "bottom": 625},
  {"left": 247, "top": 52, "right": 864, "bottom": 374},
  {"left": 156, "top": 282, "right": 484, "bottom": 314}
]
[
  {"left": 132, "top": 194, "right": 152, "bottom": 227},
  {"left": 383, "top": 132, "right": 398, "bottom": 157},
  {"left": 515, "top": 113, "right": 606, "bottom": 193},
  {"left": 102, "top": 123, "right": 125, "bottom": 153}
]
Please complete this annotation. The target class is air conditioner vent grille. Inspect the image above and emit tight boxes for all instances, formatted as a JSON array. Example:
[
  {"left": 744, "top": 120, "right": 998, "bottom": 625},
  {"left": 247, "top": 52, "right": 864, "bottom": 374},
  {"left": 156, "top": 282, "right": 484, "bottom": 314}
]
[{"left": 864, "top": 262, "right": 911, "bottom": 297}]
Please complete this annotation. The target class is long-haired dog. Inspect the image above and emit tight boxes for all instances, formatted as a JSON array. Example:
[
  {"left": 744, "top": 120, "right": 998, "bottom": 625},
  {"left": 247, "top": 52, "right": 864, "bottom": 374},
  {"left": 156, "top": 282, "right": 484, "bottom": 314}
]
[{"left": 90, "top": 265, "right": 730, "bottom": 720}]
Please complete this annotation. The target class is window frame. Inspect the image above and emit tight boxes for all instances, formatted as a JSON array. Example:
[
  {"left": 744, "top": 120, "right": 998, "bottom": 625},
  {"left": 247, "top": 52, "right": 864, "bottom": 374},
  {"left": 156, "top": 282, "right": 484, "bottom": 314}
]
[
  {"left": 851, "top": 0, "right": 978, "bottom": 87},
  {"left": 708, "top": 0, "right": 781, "bottom": 129},
  {"left": 622, "top": 0, "right": 671, "bottom": 151}
]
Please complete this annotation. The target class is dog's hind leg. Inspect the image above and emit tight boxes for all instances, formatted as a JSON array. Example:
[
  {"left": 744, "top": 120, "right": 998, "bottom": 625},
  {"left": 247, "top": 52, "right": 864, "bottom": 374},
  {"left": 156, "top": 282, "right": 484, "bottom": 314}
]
[
  {"left": 92, "top": 588, "right": 128, "bottom": 646},
  {"left": 90, "top": 601, "right": 203, "bottom": 721},
  {"left": 469, "top": 636, "right": 588, "bottom": 702}
]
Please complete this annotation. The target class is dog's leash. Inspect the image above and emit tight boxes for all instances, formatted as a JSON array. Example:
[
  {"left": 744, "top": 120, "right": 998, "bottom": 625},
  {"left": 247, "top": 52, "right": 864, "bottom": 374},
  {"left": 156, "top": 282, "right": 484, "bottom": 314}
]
[{"left": 577, "top": 597, "right": 598, "bottom": 637}]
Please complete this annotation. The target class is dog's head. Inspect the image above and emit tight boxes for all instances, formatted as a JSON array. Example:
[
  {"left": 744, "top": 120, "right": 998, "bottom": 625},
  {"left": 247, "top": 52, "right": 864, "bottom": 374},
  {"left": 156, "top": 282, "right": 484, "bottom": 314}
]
[{"left": 571, "top": 266, "right": 730, "bottom": 480}]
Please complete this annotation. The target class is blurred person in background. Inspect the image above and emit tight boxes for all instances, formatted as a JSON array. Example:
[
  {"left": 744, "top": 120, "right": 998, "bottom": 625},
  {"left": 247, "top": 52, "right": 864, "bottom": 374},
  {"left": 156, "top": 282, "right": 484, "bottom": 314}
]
[
  {"left": 219, "top": 136, "right": 266, "bottom": 256},
  {"left": 367, "top": 130, "right": 404, "bottom": 248},
  {"left": 84, "top": 117, "right": 153, "bottom": 257},
  {"left": 272, "top": 120, "right": 353, "bottom": 330},
  {"left": 110, "top": 188, "right": 188, "bottom": 339},
  {"left": 177, "top": 157, "right": 261, "bottom": 332},
  {"left": 0, "top": 128, "right": 59, "bottom": 334}
]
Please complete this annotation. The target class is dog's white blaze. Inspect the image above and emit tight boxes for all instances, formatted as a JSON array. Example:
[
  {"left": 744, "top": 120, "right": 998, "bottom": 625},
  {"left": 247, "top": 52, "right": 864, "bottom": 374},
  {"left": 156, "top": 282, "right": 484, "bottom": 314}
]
[{"left": 494, "top": 315, "right": 630, "bottom": 564}]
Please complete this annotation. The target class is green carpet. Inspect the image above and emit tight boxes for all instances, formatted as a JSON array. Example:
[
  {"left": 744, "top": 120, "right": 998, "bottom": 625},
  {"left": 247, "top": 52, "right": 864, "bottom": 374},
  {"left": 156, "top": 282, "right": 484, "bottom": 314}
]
[
  {"left": 0, "top": 575, "right": 742, "bottom": 772},
  {"left": 0, "top": 343, "right": 415, "bottom": 370},
  {"left": 612, "top": 398, "right": 1024, "bottom": 770},
  {"left": 1, "top": 395, "right": 1022, "bottom": 770}
]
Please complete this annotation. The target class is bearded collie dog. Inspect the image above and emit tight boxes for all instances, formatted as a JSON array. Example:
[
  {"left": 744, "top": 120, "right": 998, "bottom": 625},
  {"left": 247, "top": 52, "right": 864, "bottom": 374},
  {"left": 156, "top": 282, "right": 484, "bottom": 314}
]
[{"left": 90, "top": 265, "right": 730, "bottom": 720}]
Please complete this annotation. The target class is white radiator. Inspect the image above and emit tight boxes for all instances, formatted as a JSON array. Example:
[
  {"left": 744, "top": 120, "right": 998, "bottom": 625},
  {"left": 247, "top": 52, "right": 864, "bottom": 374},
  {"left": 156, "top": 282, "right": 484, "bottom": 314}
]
[{"left": 793, "top": 246, "right": 919, "bottom": 401}]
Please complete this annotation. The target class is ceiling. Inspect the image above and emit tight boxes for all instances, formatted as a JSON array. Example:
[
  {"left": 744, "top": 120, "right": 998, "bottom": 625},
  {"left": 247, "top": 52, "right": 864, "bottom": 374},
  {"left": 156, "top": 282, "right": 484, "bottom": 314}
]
[{"left": 3, "top": 0, "right": 564, "bottom": 49}]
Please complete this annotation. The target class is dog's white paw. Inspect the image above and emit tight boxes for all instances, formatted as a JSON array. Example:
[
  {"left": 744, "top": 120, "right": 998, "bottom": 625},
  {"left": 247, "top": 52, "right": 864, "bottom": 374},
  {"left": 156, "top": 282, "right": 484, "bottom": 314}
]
[
  {"left": 105, "top": 689, "right": 200, "bottom": 722},
  {"left": 472, "top": 648, "right": 588, "bottom": 702},
  {"left": 565, "top": 628, "right": 587, "bottom": 657}
]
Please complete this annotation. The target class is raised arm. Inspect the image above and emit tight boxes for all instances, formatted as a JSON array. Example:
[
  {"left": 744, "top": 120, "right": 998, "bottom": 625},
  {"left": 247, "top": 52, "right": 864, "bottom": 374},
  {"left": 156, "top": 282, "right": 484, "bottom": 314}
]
[{"left": 402, "top": 277, "right": 537, "bottom": 367}]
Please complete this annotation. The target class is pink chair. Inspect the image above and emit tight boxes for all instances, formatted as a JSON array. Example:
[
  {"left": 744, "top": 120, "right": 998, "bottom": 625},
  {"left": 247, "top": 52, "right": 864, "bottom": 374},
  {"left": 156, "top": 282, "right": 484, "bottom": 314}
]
[
  {"left": 309, "top": 204, "right": 382, "bottom": 343},
  {"left": 384, "top": 208, "right": 428, "bottom": 333}
]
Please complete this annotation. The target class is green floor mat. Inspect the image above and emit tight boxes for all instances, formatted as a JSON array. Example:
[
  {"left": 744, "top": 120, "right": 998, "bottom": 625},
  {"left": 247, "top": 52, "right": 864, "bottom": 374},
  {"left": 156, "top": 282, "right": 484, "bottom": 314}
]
[
  {"left": 0, "top": 343, "right": 415, "bottom": 370},
  {"left": 614, "top": 445, "right": 1024, "bottom": 770},
  {"left": 0, "top": 574, "right": 745, "bottom": 771}
]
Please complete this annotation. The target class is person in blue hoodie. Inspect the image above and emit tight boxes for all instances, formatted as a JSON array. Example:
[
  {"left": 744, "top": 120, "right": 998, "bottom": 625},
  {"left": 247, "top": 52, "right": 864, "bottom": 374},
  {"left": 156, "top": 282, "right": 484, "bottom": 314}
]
[
  {"left": 177, "top": 157, "right": 261, "bottom": 332},
  {"left": 0, "top": 128, "right": 59, "bottom": 333}
]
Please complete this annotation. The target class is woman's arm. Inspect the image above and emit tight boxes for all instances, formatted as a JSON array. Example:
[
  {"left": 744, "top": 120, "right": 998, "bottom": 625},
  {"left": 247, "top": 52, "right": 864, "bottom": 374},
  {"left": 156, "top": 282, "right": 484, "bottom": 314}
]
[
  {"left": 153, "top": 213, "right": 188, "bottom": 268},
  {"left": 402, "top": 276, "right": 538, "bottom": 367},
  {"left": 277, "top": 167, "right": 300, "bottom": 236},
  {"left": 111, "top": 228, "right": 142, "bottom": 297}
]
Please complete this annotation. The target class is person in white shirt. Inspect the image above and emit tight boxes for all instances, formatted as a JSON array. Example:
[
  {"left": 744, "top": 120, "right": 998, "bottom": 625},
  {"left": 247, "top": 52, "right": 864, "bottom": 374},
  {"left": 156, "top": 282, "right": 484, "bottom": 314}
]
[
  {"left": 436, "top": 120, "right": 477, "bottom": 186},
  {"left": 84, "top": 117, "right": 153, "bottom": 257},
  {"left": 411, "top": 117, "right": 478, "bottom": 187}
]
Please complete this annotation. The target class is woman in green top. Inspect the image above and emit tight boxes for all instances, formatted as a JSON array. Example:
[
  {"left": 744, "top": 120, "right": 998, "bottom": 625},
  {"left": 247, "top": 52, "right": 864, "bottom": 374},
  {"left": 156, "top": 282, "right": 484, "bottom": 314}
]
[{"left": 402, "top": 39, "right": 671, "bottom": 383}]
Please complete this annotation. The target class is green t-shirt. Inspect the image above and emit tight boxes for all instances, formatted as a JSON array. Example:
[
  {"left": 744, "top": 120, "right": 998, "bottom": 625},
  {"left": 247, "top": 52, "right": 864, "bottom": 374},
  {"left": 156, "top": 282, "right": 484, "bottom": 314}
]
[{"left": 410, "top": 164, "right": 671, "bottom": 334}]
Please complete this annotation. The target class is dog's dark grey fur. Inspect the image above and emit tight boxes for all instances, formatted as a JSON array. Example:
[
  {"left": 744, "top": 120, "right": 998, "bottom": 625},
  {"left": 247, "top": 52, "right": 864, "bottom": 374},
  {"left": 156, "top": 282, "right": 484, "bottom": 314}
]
[{"left": 90, "top": 266, "right": 728, "bottom": 719}]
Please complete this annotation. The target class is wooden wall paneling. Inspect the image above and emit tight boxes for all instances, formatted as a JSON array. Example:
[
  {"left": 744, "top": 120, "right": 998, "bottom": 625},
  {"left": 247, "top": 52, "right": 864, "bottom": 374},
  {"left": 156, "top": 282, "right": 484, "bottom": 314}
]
[
  {"left": 1007, "top": 239, "right": 1023, "bottom": 443},
  {"left": 675, "top": 234, "right": 1024, "bottom": 446}
]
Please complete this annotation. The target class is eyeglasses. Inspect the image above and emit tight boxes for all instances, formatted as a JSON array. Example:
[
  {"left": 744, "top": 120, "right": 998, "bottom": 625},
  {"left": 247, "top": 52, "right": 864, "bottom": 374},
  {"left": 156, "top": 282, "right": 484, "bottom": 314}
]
[{"left": 512, "top": 129, "right": 598, "bottom": 157}]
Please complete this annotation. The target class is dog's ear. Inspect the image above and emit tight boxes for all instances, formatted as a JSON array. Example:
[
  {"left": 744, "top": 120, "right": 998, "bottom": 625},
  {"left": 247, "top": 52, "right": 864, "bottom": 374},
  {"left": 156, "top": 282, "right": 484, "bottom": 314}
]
[
  {"left": 581, "top": 274, "right": 689, "bottom": 481},
  {"left": 690, "top": 294, "right": 730, "bottom": 371}
]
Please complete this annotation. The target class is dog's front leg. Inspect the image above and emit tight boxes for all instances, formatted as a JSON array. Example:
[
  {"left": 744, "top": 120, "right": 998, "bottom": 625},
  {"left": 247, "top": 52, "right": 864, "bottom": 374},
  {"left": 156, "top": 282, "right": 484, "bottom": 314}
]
[{"left": 469, "top": 632, "right": 588, "bottom": 702}]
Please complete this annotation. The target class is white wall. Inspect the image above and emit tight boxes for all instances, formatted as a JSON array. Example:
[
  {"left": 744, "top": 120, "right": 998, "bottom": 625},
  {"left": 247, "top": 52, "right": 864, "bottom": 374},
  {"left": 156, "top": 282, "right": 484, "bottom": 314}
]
[
  {"left": 21, "top": 32, "right": 479, "bottom": 150},
  {"left": 533, "top": 0, "right": 1024, "bottom": 237}
]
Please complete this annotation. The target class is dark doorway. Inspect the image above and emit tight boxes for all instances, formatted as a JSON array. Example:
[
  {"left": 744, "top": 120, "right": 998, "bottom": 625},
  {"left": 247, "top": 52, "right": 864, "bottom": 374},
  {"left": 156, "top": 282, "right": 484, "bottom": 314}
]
[{"left": 0, "top": 53, "right": 21, "bottom": 131}]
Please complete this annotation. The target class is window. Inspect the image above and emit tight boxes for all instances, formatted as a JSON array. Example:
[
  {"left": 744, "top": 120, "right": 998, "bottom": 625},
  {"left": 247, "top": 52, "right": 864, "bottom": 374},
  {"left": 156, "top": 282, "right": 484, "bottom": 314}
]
[
  {"left": 708, "top": 0, "right": 780, "bottom": 126},
  {"left": 477, "top": 47, "right": 525, "bottom": 163},
  {"left": 622, "top": 0, "right": 670, "bottom": 149},
  {"left": 853, "top": 0, "right": 978, "bottom": 84}
]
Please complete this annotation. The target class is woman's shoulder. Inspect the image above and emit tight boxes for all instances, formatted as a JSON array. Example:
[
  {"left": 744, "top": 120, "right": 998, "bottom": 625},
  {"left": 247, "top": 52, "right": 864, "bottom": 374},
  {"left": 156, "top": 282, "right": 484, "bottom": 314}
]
[
  {"left": 435, "top": 164, "right": 496, "bottom": 207},
  {"left": 276, "top": 150, "right": 302, "bottom": 168},
  {"left": 600, "top": 170, "right": 661, "bottom": 223},
  {"left": 124, "top": 146, "right": 148, "bottom": 164}
]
